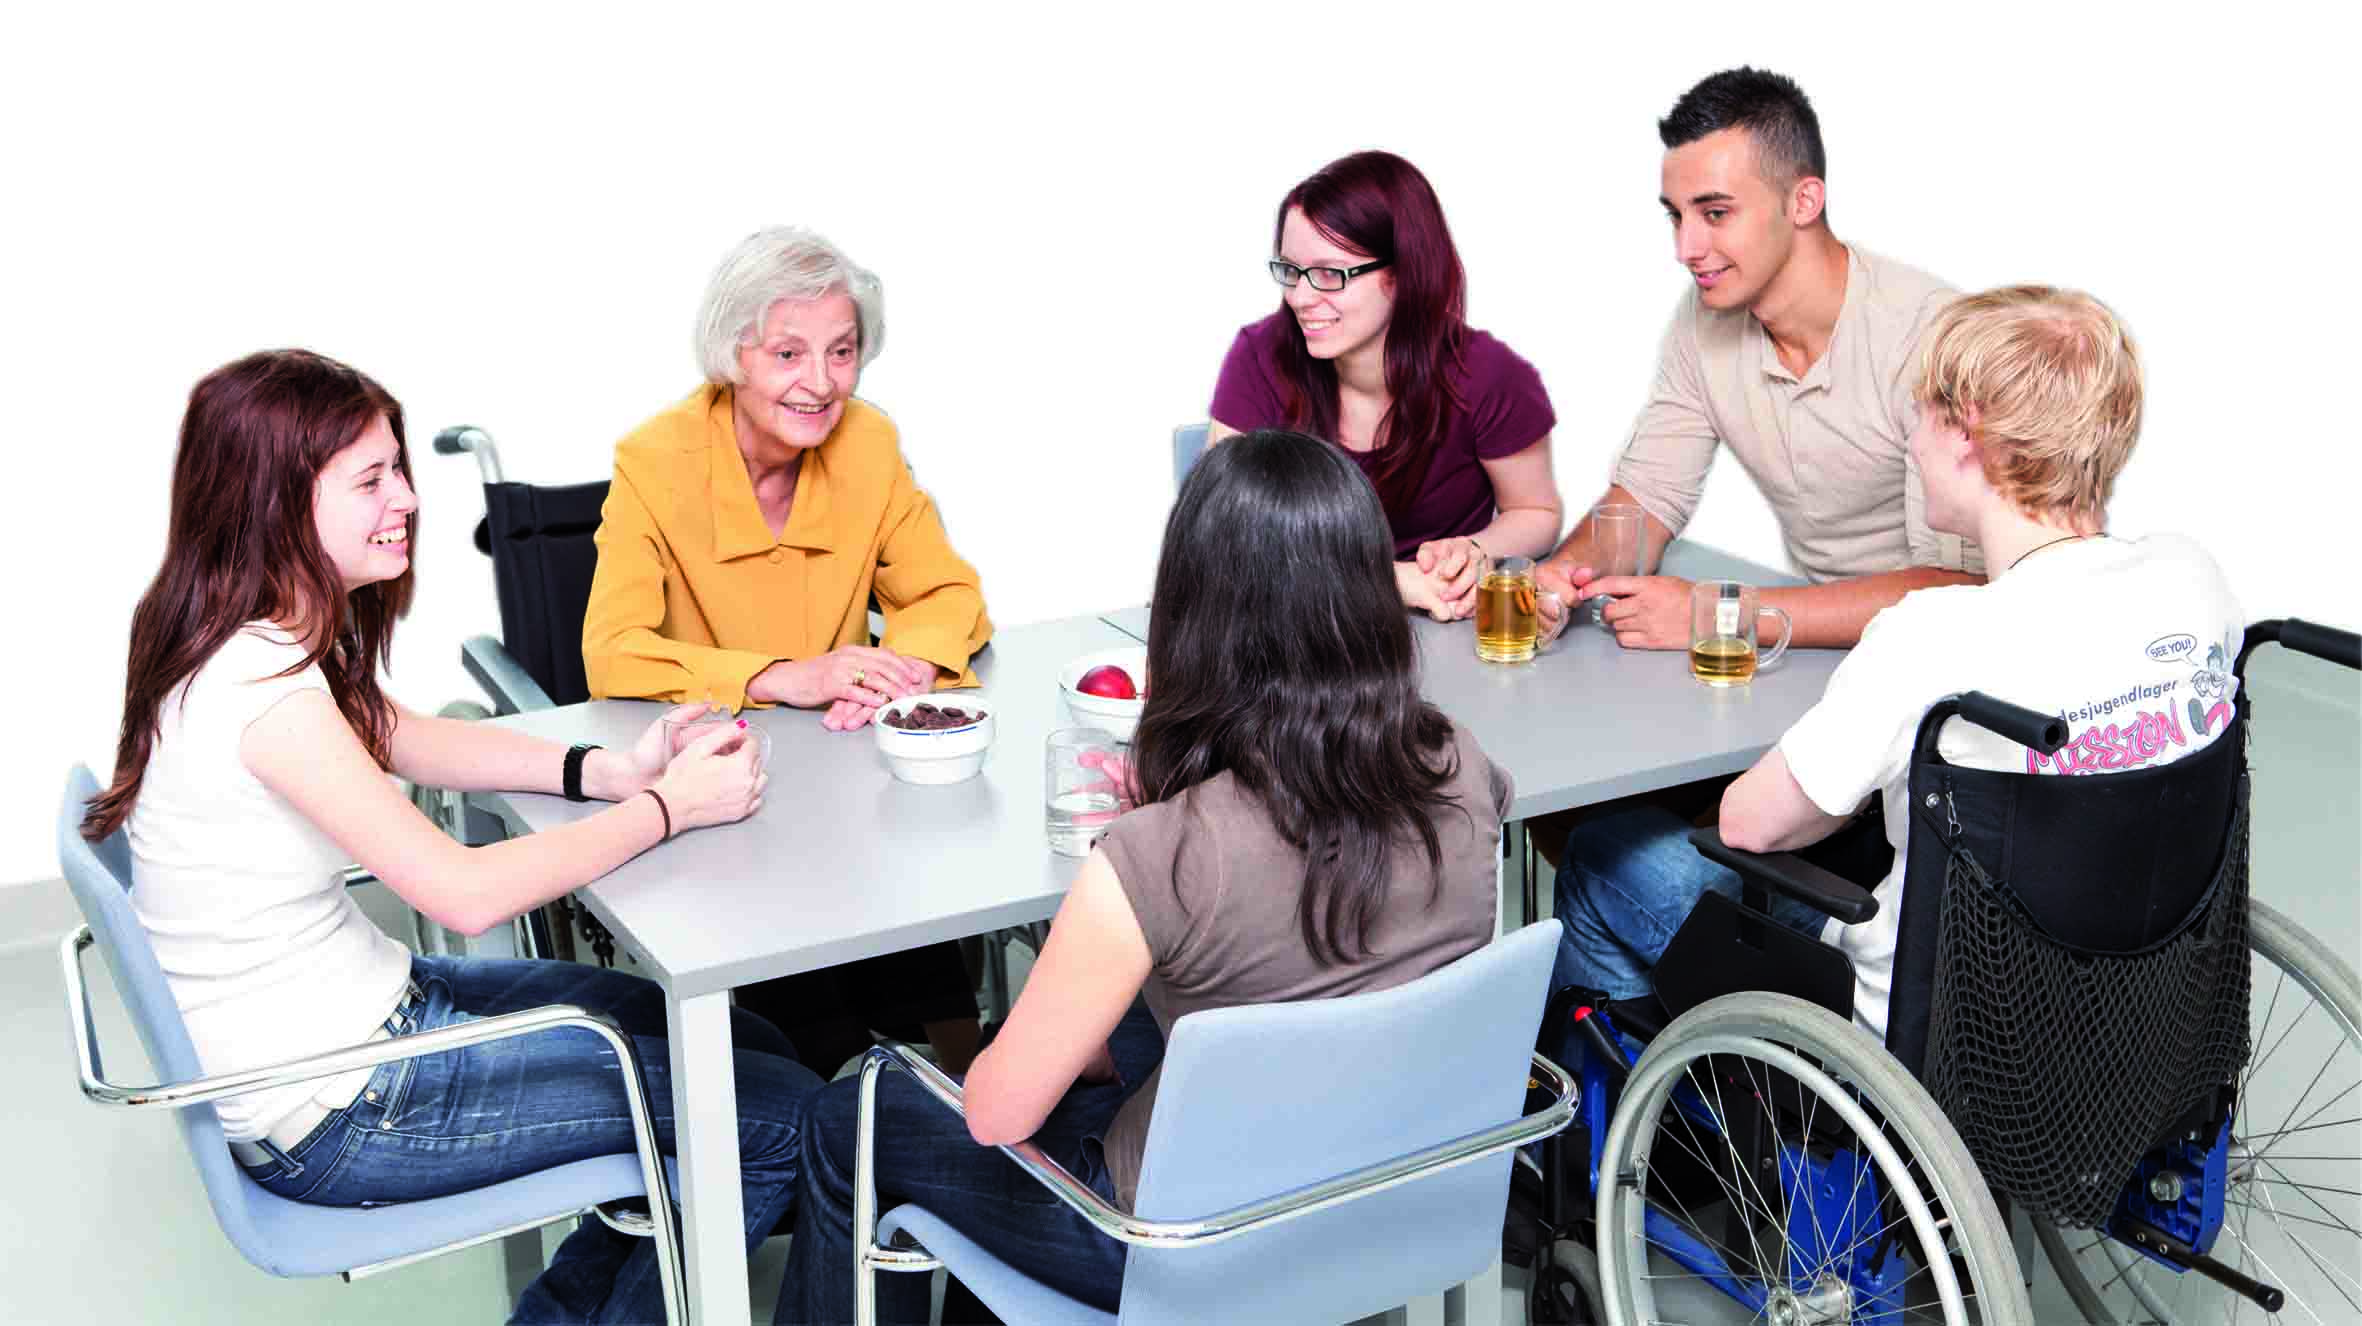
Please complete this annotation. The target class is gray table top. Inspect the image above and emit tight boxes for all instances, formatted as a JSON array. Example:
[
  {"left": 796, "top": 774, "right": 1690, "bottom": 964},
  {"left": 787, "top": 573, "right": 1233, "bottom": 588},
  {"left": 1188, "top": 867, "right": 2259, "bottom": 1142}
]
[
  {"left": 487, "top": 614, "right": 1138, "bottom": 998},
  {"left": 1099, "top": 541, "right": 1845, "bottom": 820}
]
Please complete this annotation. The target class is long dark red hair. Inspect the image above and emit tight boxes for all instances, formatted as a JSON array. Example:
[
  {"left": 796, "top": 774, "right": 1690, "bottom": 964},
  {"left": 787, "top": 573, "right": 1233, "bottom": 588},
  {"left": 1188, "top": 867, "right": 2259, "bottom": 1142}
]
[
  {"left": 1270, "top": 151, "right": 1469, "bottom": 526},
  {"left": 83, "top": 350, "right": 414, "bottom": 841}
]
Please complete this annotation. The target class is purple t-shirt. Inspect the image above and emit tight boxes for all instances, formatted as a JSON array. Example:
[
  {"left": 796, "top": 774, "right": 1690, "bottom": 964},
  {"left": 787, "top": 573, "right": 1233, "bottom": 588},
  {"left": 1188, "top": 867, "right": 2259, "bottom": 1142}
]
[{"left": 1209, "top": 312, "right": 1556, "bottom": 556}]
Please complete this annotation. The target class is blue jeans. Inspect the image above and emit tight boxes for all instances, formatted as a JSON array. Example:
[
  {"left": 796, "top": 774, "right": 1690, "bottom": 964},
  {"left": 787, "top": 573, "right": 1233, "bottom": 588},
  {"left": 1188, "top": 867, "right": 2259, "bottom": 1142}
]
[
  {"left": 244, "top": 955, "right": 823, "bottom": 1325},
  {"left": 781, "top": 1003, "right": 1168, "bottom": 1325},
  {"left": 1552, "top": 804, "right": 1828, "bottom": 999}
]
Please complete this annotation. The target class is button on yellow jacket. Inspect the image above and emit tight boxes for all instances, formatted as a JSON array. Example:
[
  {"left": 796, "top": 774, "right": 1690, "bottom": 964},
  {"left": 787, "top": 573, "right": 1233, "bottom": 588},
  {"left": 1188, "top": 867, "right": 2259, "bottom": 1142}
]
[{"left": 582, "top": 385, "right": 992, "bottom": 709}]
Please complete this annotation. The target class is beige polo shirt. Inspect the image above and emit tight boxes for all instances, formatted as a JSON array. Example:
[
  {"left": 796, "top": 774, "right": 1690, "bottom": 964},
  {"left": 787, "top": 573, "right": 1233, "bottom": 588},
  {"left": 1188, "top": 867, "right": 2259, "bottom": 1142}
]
[{"left": 1612, "top": 245, "right": 1984, "bottom": 582}]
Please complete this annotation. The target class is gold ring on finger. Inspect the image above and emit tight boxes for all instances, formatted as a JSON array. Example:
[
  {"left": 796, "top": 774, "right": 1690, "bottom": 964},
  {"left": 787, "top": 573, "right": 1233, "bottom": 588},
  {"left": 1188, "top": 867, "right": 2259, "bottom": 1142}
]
[{"left": 851, "top": 667, "right": 866, "bottom": 688}]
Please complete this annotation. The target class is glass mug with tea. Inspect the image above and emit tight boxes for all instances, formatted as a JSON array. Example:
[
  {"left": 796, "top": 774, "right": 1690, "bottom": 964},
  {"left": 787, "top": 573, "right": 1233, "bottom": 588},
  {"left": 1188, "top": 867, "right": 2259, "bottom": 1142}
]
[
  {"left": 1689, "top": 579, "right": 1792, "bottom": 686},
  {"left": 1474, "top": 556, "right": 1564, "bottom": 664}
]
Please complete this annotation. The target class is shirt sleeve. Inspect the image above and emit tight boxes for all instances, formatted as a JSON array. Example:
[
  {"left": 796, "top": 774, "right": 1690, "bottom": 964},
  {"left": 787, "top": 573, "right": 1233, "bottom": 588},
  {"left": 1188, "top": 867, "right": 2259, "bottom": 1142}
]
[
  {"left": 581, "top": 458, "right": 776, "bottom": 710},
  {"left": 1462, "top": 337, "right": 1557, "bottom": 461},
  {"left": 1098, "top": 798, "right": 1191, "bottom": 972},
  {"left": 1777, "top": 599, "right": 1951, "bottom": 816},
  {"left": 1208, "top": 321, "right": 1286, "bottom": 431},
  {"left": 873, "top": 453, "right": 994, "bottom": 688},
  {"left": 1611, "top": 304, "right": 1721, "bottom": 538}
]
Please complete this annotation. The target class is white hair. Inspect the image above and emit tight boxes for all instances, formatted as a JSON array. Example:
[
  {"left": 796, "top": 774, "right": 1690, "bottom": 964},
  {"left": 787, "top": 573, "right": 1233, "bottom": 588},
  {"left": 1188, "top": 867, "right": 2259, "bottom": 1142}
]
[{"left": 692, "top": 226, "right": 885, "bottom": 385}]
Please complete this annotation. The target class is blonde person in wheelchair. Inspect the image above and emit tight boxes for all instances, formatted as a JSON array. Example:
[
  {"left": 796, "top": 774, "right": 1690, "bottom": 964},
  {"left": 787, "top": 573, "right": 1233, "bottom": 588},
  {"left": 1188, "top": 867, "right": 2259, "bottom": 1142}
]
[
  {"left": 582, "top": 226, "right": 992, "bottom": 1077},
  {"left": 83, "top": 349, "right": 824, "bottom": 1324},
  {"left": 1557, "top": 285, "right": 2243, "bottom": 1038},
  {"left": 779, "top": 429, "right": 1515, "bottom": 1324}
]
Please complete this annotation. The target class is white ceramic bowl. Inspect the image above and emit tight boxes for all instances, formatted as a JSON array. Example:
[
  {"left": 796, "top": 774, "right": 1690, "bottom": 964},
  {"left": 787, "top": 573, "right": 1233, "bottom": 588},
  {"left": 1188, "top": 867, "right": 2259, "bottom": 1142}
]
[
  {"left": 872, "top": 693, "right": 996, "bottom": 785},
  {"left": 1058, "top": 646, "right": 1148, "bottom": 742}
]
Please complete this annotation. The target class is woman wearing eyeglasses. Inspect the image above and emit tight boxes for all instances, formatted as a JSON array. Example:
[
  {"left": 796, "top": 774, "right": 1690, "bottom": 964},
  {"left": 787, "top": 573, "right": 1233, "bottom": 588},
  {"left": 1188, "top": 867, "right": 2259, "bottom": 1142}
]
[{"left": 1208, "top": 150, "right": 1564, "bottom": 621}]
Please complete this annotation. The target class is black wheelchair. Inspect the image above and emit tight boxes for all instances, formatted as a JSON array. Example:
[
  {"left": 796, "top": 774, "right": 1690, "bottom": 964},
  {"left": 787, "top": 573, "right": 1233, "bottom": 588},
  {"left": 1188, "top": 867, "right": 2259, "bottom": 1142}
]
[{"left": 1524, "top": 618, "right": 2359, "bottom": 1326}]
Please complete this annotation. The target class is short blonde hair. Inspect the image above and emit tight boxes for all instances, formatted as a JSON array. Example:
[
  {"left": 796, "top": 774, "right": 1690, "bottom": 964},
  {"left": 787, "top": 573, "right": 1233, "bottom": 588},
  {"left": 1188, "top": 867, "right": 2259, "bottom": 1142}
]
[
  {"left": 693, "top": 227, "right": 885, "bottom": 385},
  {"left": 1914, "top": 285, "right": 2142, "bottom": 526}
]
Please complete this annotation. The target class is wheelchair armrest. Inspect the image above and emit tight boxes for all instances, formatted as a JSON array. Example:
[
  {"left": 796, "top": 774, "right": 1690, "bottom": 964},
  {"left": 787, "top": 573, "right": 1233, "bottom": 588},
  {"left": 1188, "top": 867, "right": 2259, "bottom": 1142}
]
[
  {"left": 1688, "top": 826, "right": 1879, "bottom": 926},
  {"left": 854, "top": 1042, "right": 1577, "bottom": 1252},
  {"left": 461, "top": 635, "right": 553, "bottom": 715}
]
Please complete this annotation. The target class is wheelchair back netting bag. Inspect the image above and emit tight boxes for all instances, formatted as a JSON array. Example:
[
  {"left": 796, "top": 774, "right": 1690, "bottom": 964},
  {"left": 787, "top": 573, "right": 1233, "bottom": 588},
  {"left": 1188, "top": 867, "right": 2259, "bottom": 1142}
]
[
  {"left": 473, "top": 479, "right": 610, "bottom": 708},
  {"left": 1888, "top": 708, "right": 2251, "bottom": 1229}
]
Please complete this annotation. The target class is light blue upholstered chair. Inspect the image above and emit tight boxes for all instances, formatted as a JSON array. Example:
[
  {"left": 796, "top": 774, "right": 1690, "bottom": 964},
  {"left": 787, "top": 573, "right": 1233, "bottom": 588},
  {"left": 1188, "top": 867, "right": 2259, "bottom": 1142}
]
[
  {"left": 854, "top": 919, "right": 1573, "bottom": 1325},
  {"left": 55, "top": 765, "right": 687, "bottom": 1323},
  {"left": 1171, "top": 423, "right": 1209, "bottom": 489}
]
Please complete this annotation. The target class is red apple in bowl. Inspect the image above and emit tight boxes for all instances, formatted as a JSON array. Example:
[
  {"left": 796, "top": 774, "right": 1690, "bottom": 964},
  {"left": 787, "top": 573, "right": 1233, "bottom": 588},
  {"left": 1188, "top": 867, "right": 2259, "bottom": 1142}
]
[{"left": 1076, "top": 664, "right": 1138, "bottom": 700}]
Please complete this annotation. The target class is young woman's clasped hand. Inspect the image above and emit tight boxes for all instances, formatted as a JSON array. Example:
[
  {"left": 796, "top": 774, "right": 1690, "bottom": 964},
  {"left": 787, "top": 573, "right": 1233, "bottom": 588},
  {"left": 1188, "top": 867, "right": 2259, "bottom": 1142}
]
[{"left": 637, "top": 705, "right": 770, "bottom": 835}]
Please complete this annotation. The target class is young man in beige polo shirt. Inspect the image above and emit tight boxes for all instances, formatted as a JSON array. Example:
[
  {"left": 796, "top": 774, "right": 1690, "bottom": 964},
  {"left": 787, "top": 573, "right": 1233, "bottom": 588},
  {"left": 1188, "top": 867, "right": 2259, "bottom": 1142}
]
[
  {"left": 1538, "top": 68, "right": 1984, "bottom": 996},
  {"left": 1537, "top": 67, "right": 1983, "bottom": 649}
]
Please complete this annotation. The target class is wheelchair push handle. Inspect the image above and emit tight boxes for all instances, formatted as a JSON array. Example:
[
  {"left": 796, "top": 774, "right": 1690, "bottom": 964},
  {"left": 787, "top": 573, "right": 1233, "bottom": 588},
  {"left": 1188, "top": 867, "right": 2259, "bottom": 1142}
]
[
  {"left": 2239, "top": 617, "right": 2360, "bottom": 675},
  {"left": 432, "top": 425, "right": 505, "bottom": 484},
  {"left": 1949, "top": 691, "right": 2068, "bottom": 754}
]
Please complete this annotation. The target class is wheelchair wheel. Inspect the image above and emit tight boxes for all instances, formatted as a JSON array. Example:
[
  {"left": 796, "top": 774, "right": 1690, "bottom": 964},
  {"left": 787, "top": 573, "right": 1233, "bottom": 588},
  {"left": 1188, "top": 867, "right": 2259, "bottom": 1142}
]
[
  {"left": 1596, "top": 992, "right": 2030, "bottom": 1325},
  {"left": 2035, "top": 899, "right": 2360, "bottom": 1325}
]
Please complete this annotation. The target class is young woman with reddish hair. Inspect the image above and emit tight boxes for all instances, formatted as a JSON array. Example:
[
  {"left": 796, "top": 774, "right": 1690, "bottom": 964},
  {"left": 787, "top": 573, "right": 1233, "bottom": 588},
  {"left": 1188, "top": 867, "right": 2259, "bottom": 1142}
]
[
  {"left": 86, "top": 349, "right": 822, "bottom": 1324},
  {"left": 1208, "top": 150, "right": 1564, "bottom": 620}
]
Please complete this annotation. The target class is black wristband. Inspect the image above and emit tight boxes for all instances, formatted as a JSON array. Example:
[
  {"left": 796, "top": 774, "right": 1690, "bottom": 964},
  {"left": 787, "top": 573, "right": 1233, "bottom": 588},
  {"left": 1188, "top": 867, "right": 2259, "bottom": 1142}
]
[{"left": 563, "top": 743, "right": 601, "bottom": 802}]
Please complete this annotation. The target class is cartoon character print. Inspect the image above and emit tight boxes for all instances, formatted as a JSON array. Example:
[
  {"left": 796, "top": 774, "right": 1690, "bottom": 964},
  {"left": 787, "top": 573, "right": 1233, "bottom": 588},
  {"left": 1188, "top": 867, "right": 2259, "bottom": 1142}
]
[{"left": 2187, "top": 636, "right": 2235, "bottom": 736}]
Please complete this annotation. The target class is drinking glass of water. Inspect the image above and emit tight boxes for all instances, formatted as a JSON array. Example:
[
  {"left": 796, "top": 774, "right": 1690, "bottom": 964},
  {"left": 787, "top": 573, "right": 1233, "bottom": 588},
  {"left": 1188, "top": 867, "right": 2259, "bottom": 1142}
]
[{"left": 1045, "top": 728, "right": 1125, "bottom": 856}]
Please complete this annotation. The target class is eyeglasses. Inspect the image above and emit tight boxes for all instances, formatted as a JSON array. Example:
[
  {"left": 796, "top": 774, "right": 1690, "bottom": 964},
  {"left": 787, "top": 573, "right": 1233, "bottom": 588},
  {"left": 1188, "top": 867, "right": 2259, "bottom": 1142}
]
[{"left": 1268, "top": 258, "right": 1391, "bottom": 292}]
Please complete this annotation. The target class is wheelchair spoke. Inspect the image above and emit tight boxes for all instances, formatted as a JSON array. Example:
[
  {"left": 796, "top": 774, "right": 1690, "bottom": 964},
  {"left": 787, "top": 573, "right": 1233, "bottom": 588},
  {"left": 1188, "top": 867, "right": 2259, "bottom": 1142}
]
[
  {"left": 2249, "top": 1151, "right": 2362, "bottom": 1254},
  {"left": 2241, "top": 1113, "right": 2360, "bottom": 1146},
  {"left": 2251, "top": 995, "right": 2322, "bottom": 1124},
  {"left": 1691, "top": 1062, "right": 1785, "bottom": 1282},
  {"left": 2249, "top": 966, "right": 2289, "bottom": 1076},
  {"left": 2279, "top": 1222, "right": 2362, "bottom": 1315},
  {"left": 2260, "top": 1017, "right": 2345, "bottom": 1157},
  {"left": 1650, "top": 1070, "right": 1779, "bottom": 1285},
  {"left": 2222, "top": 1196, "right": 2362, "bottom": 1239}
]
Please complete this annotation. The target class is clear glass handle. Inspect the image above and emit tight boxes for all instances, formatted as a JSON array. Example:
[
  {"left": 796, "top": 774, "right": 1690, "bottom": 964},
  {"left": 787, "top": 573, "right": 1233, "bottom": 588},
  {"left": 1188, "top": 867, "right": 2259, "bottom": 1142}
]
[{"left": 1758, "top": 606, "right": 1794, "bottom": 669}]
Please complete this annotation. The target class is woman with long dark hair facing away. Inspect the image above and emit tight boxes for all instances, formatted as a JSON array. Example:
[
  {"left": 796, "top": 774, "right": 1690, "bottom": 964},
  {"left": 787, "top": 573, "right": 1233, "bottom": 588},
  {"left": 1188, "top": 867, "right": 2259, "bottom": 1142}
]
[
  {"left": 85, "top": 349, "right": 822, "bottom": 1324},
  {"left": 1209, "top": 151, "right": 1564, "bottom": 621},
  {"left": 781, "top": 429, "right": 1514, "bottom": 1323}
]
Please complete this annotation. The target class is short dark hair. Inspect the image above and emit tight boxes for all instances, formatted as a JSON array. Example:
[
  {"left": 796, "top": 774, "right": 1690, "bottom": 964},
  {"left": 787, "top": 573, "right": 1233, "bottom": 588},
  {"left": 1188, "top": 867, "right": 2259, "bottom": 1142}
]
[{"left": 1659, "top": 67, "right": 1826, "bottom": 189}]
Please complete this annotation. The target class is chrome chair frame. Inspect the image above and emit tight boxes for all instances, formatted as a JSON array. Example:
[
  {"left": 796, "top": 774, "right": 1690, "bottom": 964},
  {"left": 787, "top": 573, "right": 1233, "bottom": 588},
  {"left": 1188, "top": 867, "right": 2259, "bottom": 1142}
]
[
  {"left": 59, "top": 925, "right": 687, "bottom": 1323},
  {"left": 850, "top": 1042, "right": 1579, "bottom": 1325}
]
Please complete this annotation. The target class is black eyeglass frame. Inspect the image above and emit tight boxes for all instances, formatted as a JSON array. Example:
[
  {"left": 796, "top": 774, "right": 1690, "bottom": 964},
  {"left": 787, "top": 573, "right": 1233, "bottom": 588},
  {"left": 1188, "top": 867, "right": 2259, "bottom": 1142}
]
[{"left": 1267, "top": 258, "right": 1392, "bottom": 292}]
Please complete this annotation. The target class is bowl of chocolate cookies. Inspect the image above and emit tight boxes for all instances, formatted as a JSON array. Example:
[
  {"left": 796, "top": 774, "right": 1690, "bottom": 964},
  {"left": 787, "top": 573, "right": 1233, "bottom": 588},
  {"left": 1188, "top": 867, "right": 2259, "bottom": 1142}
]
[{"left": 873, "top": 693, "right": 995, "bottom": 785}]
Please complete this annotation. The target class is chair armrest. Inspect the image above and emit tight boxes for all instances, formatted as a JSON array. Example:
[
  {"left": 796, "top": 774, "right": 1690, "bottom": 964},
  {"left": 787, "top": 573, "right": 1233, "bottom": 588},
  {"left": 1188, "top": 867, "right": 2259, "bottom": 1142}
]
[
  {"left": 1688, "top": 826, "right": 1880, "bottom": 926},
  {"left": 461, "top": 635, "right": 552, "bottom": 716},
  {"left": 63, "top": 925, "right": 617, "bottom": 1112},
  {"left": 59, "top": 923, "right": 688, "bottom": 1322},
  {"left": 854, "top": 1042, "right": 1576, "bottom": 1253}
]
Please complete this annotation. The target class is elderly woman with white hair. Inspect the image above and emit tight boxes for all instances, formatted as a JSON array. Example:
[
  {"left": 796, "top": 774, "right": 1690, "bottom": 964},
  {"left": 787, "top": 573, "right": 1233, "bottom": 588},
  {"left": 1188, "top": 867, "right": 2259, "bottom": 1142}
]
[{"left": 584, "top": 227, "right": 991, "bottom": 1072}]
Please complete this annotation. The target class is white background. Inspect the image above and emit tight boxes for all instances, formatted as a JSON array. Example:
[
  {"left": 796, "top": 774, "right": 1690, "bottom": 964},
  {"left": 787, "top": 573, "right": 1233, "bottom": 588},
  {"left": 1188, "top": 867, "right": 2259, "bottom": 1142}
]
[{"left": 2, "top": 3, "right": 2350, "bottom": 888}]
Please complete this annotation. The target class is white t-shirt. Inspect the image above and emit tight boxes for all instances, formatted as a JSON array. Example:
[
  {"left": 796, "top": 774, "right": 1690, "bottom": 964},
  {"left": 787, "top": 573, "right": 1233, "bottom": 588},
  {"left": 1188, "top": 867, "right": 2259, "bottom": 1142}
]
[
  {"left": 1779, "top": 534, "right": 2244, "bottom": 1039},
  {"left": 127, "top": 625, "right": 413, "bottom": 1142}
]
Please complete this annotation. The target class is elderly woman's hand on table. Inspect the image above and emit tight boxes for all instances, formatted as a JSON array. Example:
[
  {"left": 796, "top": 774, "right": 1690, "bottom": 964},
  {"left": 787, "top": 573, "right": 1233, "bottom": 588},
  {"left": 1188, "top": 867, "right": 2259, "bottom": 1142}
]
[{"left": 748, "top": 645, "right": 938, "bottom": 731}]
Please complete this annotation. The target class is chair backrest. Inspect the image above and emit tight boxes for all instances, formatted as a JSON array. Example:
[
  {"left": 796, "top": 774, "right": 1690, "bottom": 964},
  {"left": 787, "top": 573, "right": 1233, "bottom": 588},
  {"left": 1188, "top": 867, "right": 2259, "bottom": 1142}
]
[
  {"left": 1170, "top": 423, "right": 1208, "bottom": 490},
  {"left": 1118, "top": 919, "right": 1559, "bottom": 1326},
  {"left": 473, "top": 478, "right": 609, "bottom": 707},
  {"left": 57, "top": 765, "right": 275, "bottom": 1256}
]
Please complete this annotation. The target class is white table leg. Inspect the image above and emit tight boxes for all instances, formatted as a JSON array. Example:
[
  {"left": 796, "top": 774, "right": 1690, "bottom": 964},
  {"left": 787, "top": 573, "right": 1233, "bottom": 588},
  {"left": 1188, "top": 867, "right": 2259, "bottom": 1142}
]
[
  {"left": 1445, "top": 1250, "right": 1504, "bottom": 1326},
  {"left": 669, "top": 989, "right": 749, "bottom": 1326}
]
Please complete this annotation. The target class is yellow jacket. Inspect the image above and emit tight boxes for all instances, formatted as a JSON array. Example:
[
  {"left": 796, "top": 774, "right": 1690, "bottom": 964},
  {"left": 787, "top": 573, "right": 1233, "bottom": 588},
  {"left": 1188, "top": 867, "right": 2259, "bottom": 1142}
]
[{"left": 583, "top": 385, "right": 992, "bottom": 708}]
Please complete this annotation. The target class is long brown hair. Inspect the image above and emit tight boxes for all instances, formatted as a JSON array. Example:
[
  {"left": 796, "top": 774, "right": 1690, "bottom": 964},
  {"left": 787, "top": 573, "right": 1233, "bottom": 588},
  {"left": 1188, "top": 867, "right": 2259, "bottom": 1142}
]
[
  {"left": 1269, "top": 151, "right": 1469, "bottom": 531},
  {"left": 83, "top": 350, "right": 414, "bottom": 841},
  {"left": 1131, "top": 430, "right": 1466, "bottom": 965}
]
